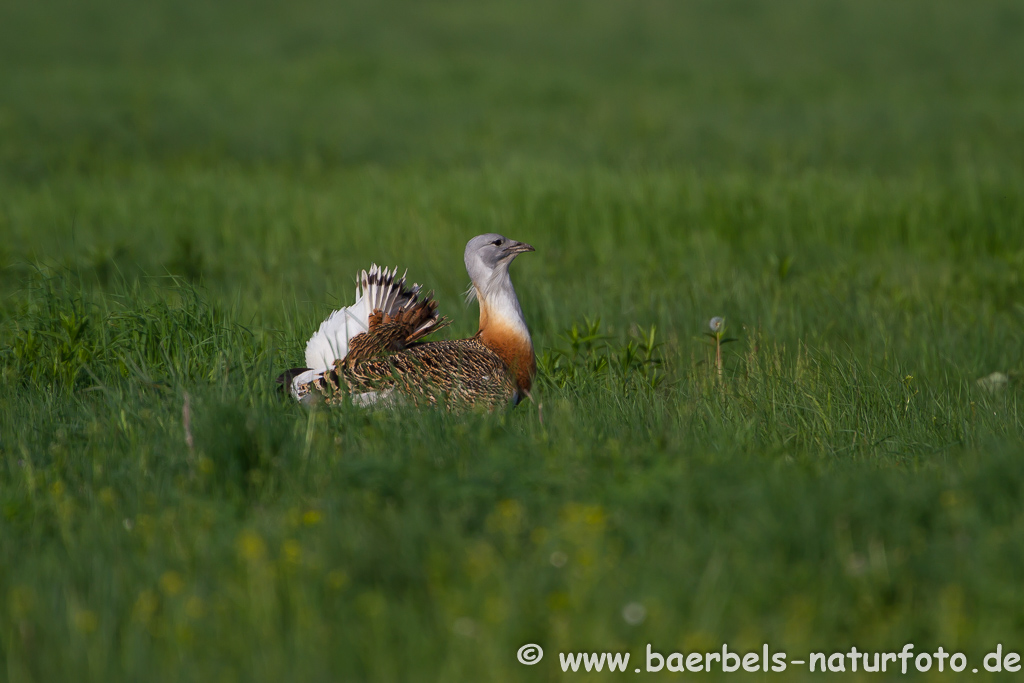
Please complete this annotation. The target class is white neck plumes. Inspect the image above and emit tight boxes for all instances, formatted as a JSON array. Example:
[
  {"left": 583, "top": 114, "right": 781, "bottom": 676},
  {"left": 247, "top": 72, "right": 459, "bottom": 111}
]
[{"left": 471, "top": 267, "right": 531, "bottom": 343}]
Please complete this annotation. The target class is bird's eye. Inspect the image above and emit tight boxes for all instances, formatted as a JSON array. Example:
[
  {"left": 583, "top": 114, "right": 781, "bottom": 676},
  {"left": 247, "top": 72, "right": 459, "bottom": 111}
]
[{"left": 492, "top": 239, "right": 503, "bottom": 246}]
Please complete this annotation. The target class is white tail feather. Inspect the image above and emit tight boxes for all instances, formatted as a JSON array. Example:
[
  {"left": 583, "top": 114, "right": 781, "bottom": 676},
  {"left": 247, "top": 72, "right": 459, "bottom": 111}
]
[{"left": 303, "top": 265, "right": 420, "bottom": 371}]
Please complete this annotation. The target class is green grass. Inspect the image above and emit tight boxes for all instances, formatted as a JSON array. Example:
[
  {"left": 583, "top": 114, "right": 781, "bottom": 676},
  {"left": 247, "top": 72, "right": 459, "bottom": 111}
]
[{"left": 2, "top": 0, "right": 1024, "bottom": 680}]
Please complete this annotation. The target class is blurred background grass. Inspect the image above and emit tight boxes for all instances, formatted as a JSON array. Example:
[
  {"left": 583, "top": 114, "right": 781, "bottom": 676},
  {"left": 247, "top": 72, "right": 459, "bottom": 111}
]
[
  {"left": 3, "top": 0, "right": 1024, "bottom": 174},
  {"left": 1, "top": 0, "right": 1024, "bottom": 681}
]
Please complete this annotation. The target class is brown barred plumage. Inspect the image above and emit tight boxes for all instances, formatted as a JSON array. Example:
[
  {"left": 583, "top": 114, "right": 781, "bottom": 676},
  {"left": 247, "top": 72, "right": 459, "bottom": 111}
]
[
  {"left": 343, "top": 295, "right": 449, "bottom": 368},
  {"left": 304, "top": 338, "right": 518, "bottom": 408}
]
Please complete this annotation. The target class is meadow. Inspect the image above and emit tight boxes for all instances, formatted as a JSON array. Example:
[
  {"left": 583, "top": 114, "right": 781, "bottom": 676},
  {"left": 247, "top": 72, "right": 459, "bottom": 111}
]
[{"left": 1, "top": 0, "right": 1024, "bottom": 680}]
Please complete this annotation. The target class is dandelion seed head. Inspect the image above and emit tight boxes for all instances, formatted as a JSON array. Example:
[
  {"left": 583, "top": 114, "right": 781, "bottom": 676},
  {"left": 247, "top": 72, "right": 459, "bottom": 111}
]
[
  {"left": 709, "top": 317, "right": 724, "bottom": 333},
  {"left": 622, "top": 602, "right": 647, "bottom": 625}
]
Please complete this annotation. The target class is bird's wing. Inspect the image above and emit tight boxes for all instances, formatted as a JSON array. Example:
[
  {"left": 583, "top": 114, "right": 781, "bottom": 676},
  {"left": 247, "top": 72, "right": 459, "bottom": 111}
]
[
  {"left": 344, "top": 292, "right": 450, "bottom": 366},
  {"left": 304, "top": 265, "right": 448, "bottom": 371}
]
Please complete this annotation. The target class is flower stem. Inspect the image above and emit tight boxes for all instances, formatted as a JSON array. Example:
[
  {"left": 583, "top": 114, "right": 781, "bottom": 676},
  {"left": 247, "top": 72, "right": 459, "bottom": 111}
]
[{"left": 715, "top": 336, "right": 723, "bottom": 379}]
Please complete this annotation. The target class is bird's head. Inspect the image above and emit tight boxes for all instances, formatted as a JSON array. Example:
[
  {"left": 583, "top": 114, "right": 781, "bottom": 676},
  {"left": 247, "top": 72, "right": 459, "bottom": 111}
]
[{"left": 464, "top": 233, "right": 534, "bottom": 294}]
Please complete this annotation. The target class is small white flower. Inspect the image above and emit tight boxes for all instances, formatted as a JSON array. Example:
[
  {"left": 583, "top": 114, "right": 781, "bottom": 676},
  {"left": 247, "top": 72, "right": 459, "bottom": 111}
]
[
  {"left": 622, "top": 602, "right": 647, "bottom": 625},
  {"left": 549, "top": 550, "right": 568, "bottom": 568},
  {"left": 709, "top": 317, "right": 725, "bottom": 333}
]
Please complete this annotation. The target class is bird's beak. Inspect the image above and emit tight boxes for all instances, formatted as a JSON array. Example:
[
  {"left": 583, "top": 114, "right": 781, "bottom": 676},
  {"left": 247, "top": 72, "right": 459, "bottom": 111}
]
[{"left": 504, "top": 240, "right": 535, "bottom": 256}]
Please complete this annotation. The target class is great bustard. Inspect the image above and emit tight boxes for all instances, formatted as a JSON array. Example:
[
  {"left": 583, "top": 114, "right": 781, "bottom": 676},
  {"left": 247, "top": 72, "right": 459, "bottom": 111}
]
[{"left": 279, "top": 234, "right": 536, "bottom": 408}]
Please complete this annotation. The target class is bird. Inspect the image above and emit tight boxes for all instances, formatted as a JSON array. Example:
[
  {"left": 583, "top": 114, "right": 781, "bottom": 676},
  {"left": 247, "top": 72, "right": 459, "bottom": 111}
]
[{"left": 278, "top": 234, "right": 536, "bottom": 409}]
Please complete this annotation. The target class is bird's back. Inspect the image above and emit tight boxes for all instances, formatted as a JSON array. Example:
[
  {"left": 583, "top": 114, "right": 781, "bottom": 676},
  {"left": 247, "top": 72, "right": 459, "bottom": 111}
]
[{"left": 303, "top": 337, "right": 519, "bottom": 408}]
